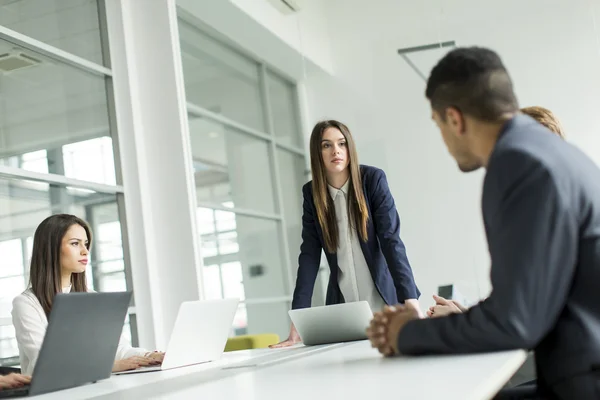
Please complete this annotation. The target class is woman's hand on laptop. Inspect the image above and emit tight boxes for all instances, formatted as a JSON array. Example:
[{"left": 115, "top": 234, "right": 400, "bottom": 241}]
[
  {"left": 144, "top": 351, "right": 165, "bottom": 364},
  {"left": 0, "top": 373, "right": 31, "bottom": 390},
  {"left": 269, "top": 323, "right": 302, "bottom": 348},
  {"left": 112, "top": 356, "right": 161, "bottom": 372}
]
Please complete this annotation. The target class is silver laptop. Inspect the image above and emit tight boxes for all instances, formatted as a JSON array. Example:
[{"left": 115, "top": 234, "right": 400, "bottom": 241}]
[
  {"left": 115, "top": 298, "right": 239, "bottom": 374},
  {"left": 0, "top": 292, "right": 131, "bottom": 398},
  {"left": 288, "top": 301, "right": 373, "bottom": 345}
]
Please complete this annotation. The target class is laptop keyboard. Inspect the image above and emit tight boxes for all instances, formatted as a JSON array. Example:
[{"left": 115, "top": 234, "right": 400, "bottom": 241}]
[
  {"left": 222, "top": 343, "right": 346, "bottom": 369},
  {"left": 0, "top": 385, "right": 30, "bottom": 398}
]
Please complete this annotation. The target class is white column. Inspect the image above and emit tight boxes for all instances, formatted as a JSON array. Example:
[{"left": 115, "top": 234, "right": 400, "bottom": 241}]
[{"left": 104, "top": 0, "right": 203, "bottom": 350}]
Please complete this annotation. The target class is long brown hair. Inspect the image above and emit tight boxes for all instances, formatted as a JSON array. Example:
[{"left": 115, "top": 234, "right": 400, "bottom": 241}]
[
  {"left": 29, "top": 214, "right": 91, "bottom": 317},
  {"left": 520, "top": 106, "right": 565, "bottom": 138},
  {"left": 309, "top": 120, "right": 369, "bottom": 253}
]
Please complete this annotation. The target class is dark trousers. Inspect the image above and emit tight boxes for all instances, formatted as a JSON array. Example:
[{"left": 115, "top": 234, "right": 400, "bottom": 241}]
[
  {"left": 494, "top": 381, "right": 540, "bottom": 400},
  {"left": 495, "top": 372, "right": 600, "bottom": 400}
]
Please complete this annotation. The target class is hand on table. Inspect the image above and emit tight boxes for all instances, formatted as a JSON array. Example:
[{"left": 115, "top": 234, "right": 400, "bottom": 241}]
[
  {"left": 427, "top": 295, "right": 466, "bottom": 318},
  {"left": 144, "top": 351, "right": 165, "bottom": 363},
  {"left": 269, "top": 323, "right": 302, "bottom": 348}
]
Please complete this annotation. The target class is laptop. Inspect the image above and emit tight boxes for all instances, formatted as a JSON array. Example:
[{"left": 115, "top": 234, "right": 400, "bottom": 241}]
[
  {"left": 114, "top": 298, "right": 239, "bottom": 374},
  {"left": 0, "top": 292, "right": 131, "bottom": 398},
  {"left": 288, "top": 301, "right": 373, "bottom": 345}
]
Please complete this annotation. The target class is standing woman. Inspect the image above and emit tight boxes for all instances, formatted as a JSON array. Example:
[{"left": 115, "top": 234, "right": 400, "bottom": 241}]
[
  {"left": 12, "top": 214, "right": 164, "bottom": 375},
  {"left": 272, "top": 120, "right": 421, "bottom": 347}
]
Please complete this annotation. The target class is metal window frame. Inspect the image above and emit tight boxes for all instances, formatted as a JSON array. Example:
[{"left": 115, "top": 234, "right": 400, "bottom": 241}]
[
  {"left": 258, "top": 63, "right": 295, "bottom": 295},
  {"left": 0, "top": 1, "right": 134, "bottom": 354},
  {"left": 0, "top": 25, "right": 111, "bottom": 77},
  {"left": 184, "top": 55, "right": 306, "bottom": 303},
  {"left": 186, "top": 102, "right": 272, "bottom": 142},
  {"left": 184, "top": 61, "right": 306, "bottom": 305},
  {"left": 0, "top": 165, "right": 124, "bottom": 194},
  {"left": 196, "top": 201, "right": 282, "bottom": 221}
]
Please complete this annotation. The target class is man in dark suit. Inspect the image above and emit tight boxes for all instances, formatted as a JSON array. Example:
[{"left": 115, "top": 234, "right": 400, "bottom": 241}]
[{"left": 367, "top": 46, "right": 600, "bottom": 399}]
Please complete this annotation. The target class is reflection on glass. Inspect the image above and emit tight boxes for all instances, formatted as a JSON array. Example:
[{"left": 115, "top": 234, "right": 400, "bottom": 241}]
[
  {"left": 203, "top": 264, "right": 222, "bottom": 300},
  {"left": 0, "top": 325, "right": 17, "bottom": 364},
  {"left": 63, "top": 138, "right": 116, "bottom": 185},
  {"left": 236, "top": 215, "right": 287, "bottom": 299},
  {"left": 221, "top": 262, "right": 244, "bottom": 300},
  {"left": 232, "top": 303, "right": 248, "bottom": 335},
  {"left": 268, "top": 71, "right": 301, "bottom": 147},
  {"left": 215, "top": 211, "right": 235, "bottom": 232},
  {"left": 197, "top": 211, "right": 287, "bottom": 335},
  {"left": 197, "top": 208, "right": 215, "bottom": 235},
  {"left": 0, "top": 0, "right": 105, "bottom": 65},
  {"left": 199, "top": 211, "right": 288, "bottom": 298},
  {"left": 218, "top": 231, "right": 239, "bottom": 255},
  {"left": 189, "top": 115, "right": 277, "bottom": 213},
  {"left": 0, "top": 240, "right": 23, "bottom": 278},
  {"left": 87, "top": 202, "right": 127, "bottom": 292},
  {"left": 98, "top": 272, "right": 126, "bottom": 292},
  {"left": 201, "top": 235, "right": 218, "bottom": 258},
  {"left": 277, "top": 149, "right": 307, "bottom": 273},
  {"left": 21, "top": 150, "right": 49, "bottom": 174},
  {"left": 0, "top": 38, "right": 115, "bottom": 185},
  {"left": 179, "top": 20, "right": 265, "bottom": 131},
  {"left": 245, "top": 302, "right": 289, "bottom": 339}
]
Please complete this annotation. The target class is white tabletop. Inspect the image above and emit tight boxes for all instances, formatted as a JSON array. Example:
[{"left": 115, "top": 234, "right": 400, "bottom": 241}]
[{"left": 33, "top": 341, "right": 526, "bottom": 400}]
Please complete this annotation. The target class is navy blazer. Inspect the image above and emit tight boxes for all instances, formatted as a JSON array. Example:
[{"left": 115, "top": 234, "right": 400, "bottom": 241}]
[{"left": 291, "top": 165, "right": 420, "bottom": 310}]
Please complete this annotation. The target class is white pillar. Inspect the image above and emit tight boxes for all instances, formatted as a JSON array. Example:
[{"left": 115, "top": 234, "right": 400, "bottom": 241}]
[{"left": 104, "top": 0, "right": 203, "bottom": 350}]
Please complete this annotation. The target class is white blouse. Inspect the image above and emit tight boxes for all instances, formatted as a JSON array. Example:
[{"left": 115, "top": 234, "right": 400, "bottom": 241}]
[
  {"left": 329, "top": 179, "right": 386, "bottom": 312},
  {"left": 12, "top": 286, "right": 147, "bottom": 375}
]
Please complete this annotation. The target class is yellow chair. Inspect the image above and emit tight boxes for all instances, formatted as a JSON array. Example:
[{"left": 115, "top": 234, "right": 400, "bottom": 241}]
[{"left": 224, "top": 334, "right": 280, "bottom": 352}]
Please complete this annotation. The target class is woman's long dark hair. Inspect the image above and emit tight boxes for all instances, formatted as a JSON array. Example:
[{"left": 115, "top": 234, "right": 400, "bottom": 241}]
[
  {"left": 29, "top": 214, "right": 91, "bottom": 317},
  {"left": 309, "top": 120, "right": 369, "bottom": 253}
]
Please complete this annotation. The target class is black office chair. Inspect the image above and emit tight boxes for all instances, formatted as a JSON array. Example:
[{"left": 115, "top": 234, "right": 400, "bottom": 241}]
[
  {"left": 494, "top": 381, "right": 541, "bottom": 400},
  {"left": 0, "top": 367, "right": 21, "bottom": 375}
]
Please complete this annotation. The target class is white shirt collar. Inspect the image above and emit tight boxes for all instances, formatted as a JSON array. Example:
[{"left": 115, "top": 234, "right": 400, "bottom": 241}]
[
  {"left": 62, "top": 285, "right": 72, "bottom": 293},
  {"left": 328, "top": 178, "right": 350, "bottom": 200}
]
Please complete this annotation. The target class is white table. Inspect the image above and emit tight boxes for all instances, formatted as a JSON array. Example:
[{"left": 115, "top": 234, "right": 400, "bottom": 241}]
[{"left": 34, "top": 341, "right": 526, "bottom": 400}]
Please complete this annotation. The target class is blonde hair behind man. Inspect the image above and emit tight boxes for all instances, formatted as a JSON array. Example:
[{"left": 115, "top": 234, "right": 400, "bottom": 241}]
[{"left": 520, "top": 106, "right": 565, "bottom": 138}]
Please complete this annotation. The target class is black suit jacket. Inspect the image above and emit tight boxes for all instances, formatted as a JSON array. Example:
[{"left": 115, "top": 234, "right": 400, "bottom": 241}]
[
  {"left": 398, "top": 115, "right": 600, "bottom": 398},
  {"left": 291, "top": 165, "right": 420, "bottom": 310}
]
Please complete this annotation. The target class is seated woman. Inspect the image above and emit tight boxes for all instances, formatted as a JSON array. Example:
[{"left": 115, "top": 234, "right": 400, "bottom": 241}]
[{"left": 12, "top": 214, "right": 164, "bottom": 375}]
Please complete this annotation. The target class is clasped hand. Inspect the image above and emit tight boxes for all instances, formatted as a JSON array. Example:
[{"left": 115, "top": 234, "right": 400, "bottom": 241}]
[{"left": 366, "top": 304, "right": 420, "bottom": 356}]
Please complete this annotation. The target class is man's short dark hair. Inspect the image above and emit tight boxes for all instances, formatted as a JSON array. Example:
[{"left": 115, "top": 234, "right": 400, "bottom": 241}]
[{"left": 426, "top": 47, "right": 519, "bottom": 122}]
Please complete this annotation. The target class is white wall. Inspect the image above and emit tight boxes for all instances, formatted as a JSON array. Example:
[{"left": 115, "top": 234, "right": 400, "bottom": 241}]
[
  {"left": 227, "top": 0, "right": 600, "bottom": 310},
  {"left": 316, "top": 0, "right": 600, "bottom": 306}
]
